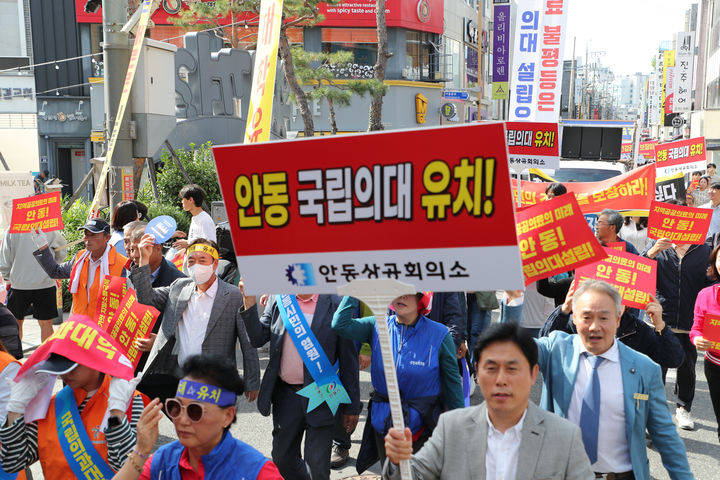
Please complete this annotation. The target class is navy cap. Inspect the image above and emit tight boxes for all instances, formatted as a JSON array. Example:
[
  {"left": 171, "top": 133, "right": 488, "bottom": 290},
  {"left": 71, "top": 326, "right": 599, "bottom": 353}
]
[{"left": 78, "top": 218, "right": 110, "bottom": 234}]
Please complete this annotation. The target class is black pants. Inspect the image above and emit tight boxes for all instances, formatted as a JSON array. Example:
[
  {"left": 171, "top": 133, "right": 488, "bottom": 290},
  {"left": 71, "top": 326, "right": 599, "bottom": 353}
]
[
  {"left": 271, "top": 383, "right": 334, "bottom": 480},
  {"left": 661, "top": 333, "right": 697, "bottom": 411},
  {"left": 333, "top": 412, "right": 352, "bottom": 450},
  {"left": 704, "top": 358, "right": 720, "bottom": 435}
]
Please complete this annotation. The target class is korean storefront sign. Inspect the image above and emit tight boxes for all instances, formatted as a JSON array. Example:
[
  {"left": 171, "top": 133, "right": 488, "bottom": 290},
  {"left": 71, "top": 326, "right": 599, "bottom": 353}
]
[{"left": 213, "top": 123, "right": 523, "bottom": 294}]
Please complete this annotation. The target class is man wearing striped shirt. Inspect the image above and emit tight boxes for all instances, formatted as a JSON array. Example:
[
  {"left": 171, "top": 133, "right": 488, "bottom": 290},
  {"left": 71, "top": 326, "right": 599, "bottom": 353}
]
[{"left": 0, "top": 353, "right": 144, "bottom": 479}]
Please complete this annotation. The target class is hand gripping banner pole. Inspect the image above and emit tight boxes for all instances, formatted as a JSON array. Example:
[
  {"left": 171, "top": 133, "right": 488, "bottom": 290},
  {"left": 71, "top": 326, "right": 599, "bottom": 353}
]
[{"left": 337, "top": 278, "right": 415, "bottom": 480}]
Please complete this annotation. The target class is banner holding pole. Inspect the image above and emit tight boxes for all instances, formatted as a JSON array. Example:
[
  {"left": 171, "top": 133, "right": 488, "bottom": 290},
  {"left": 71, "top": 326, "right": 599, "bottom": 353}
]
[
  {"left": 244, "top": 0, "right": 283, "bottom": 144},
  {"left": 86, "top": 0, "right": 153, "bottom": 218}
]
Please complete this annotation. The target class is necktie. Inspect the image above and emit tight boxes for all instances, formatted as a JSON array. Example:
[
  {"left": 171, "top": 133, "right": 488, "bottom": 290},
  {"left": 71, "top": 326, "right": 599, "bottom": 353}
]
[{"left": 579, "top": 354, "right": 604, "bottom": 464}]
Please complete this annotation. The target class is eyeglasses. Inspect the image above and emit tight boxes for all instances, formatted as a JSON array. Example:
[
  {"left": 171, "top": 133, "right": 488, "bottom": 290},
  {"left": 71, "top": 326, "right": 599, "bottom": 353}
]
[{"left": 165, "top": 397, "right": 207, "bottom": 422}]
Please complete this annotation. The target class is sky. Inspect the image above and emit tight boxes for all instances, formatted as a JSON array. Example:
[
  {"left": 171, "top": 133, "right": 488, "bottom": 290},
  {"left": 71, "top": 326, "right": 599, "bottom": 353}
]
[{"left": 563, "top": 0, "right": 697, "bottom": 77}]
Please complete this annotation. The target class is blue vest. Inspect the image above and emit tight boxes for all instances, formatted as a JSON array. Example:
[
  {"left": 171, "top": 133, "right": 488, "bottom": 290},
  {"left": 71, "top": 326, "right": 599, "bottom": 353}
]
[
  {"left": 370, "top": 315, "right": 448, "bottom": 434},
  {"left": 150, "top": 431, "right": 269, "bottom": 480}
]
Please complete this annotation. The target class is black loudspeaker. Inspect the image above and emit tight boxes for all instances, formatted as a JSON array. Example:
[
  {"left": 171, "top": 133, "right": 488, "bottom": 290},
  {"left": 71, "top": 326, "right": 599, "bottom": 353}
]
[
  {"left": 561, "top": 127, "right": 582, "bottom": 158},
  {"left": 580, "top": 128, "right": 602, "bottom": 159},
  {"left": 600, "top": 128, "right": 622, "bottom": 160}
]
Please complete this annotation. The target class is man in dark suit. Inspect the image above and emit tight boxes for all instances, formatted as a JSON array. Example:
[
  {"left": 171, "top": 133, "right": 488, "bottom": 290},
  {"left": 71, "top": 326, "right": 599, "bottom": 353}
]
[
  {"left": 122, "top": 221, "right": 186, "bottom": 373},
  {"left": 239, "top": 286, "right": 361, "bottom": 480}
]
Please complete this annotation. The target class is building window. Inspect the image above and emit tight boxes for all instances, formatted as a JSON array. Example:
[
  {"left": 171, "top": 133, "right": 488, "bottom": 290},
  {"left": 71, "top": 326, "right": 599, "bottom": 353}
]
[
  {"left": 406, "top": 30, "right": 449, "bottom": 82},
  {"left": 0, "top": 0, "right": 24, "bottom": 57},
  {"left": 321, "top": 28, "right": 377, "bottom": 79},
  {"left": 466, "top": 46, "right": 478, "bottom": 86}
]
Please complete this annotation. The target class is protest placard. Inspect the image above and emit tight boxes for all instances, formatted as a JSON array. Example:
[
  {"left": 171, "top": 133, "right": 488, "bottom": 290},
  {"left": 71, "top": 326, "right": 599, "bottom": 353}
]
[
  {"left": 575, "top": 247, "right": 657, "bottom": 309},
  {"left": 516, "top": 195, "right": 605, "bottom": 284},
  {"left": 9, "top": 191, "right": 64, "bottom": 233},
  {"left": 655, "top": 171, "right": 687, "bottom": 202},
  {"left": 17, "top": 314, "right": 134, "bottom": 381},
  {"left": 654, "top": 137, "right": 706, "bottom": 177},
  {"left": 95, "top": 276, "right": 128, "bottom": 328},
  {"left": 511, "top": 164, "right": 656, "bottom": 214},
  {"left": 104, "top": 289, "right": 159, "bottom": 367},
  {"left": 505, "top": 122, "right": 560, "bottom": 170},
  {"left": 703, "top": 313, "right": 720, "bottom": 355},
  {"left": 605, "top": 242, "right": 626, "bottom": 251},
  {"left": 213, "top": 122, "right": 522, "bottom": 294},
  {"left": 638, "top": 140, "right": 657, "bottom": 165},
  {"left": 647, "top": 200, "right": 711, "bottom": 244}
]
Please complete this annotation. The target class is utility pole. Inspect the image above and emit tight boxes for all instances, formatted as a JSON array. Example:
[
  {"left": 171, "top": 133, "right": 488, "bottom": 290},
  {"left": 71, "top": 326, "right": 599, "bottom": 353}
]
[
  {"left": 102, "top": 0, "right": 132, "bottom": 212},
  {"left": 568, "top": 36, "right": 576, "bottom": 118}
]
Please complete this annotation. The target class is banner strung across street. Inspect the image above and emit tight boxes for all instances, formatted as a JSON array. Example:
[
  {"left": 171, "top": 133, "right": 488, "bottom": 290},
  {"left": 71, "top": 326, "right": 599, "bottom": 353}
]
[
  {"left": 647, "top": 200, "right": 711, "bottom": 244},
  {"left": 9, "top": 192, "right": 64, "bottom": 233},
  {"left": 244, "top": 0, "right": 283, "bottom": 144},
  {"left": 655, "top": 172, "right": 687, "bottom": 202},
  {"left": 574, "top": 248, "right": 657, "bottom": 309},
  {"left": 516, "top": 195, "right": 606, "bottom": 285},
  {"left": 654, "top": 137, "right": 706, "bottom": 177},
  {"left": 103, "top": 290, "right": 159, "bottom": 368},
  {"left": 505, "top": 122, "right": 559, "bottom": 170},
  {"left": 213, "top": 123, "right": 523, "bottom": 294},
  {"left": 511, "top": 164, "right": 656, "bottom": 214}
]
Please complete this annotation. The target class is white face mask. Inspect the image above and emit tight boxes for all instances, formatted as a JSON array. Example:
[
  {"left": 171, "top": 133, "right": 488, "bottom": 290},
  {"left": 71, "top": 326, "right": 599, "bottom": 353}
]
[{"left": 188, "top": 263, "right": 214, "bottom": 285}]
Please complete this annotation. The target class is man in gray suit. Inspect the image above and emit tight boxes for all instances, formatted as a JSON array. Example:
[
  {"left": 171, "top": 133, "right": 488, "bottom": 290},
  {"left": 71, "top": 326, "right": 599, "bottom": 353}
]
[
  {"left": 383, "top": 322, "right": 594, "bottom": 480},
  {"left": 132, "top": 234, "right": 260, "bottom": 402}
]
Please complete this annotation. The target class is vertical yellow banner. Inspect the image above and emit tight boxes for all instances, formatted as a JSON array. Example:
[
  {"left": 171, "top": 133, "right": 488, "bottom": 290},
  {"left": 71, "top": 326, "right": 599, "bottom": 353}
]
[
  {"left": 87, "top": 0, "right": 153, "bottom": 218},
  {"left": 244, "top": 0, "right": 284, "bottom": 144}
]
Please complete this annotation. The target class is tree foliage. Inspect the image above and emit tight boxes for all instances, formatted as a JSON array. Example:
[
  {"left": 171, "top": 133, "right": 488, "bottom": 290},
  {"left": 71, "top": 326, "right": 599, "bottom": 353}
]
[{"left": 291, "top": 48, "right": 388, "bottom": 133}]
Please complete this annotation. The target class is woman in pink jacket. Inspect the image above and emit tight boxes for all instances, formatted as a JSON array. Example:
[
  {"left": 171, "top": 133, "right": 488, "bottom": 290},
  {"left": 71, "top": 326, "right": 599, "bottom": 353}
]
[{"left": 691, "top": 244, "right": 720, "bottom": 442}]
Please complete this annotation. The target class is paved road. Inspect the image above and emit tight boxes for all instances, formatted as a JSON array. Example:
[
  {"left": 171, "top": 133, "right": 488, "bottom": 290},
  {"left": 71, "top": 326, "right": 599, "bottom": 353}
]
[{"left": 18, "top": 320, "right": 720, "bottom": 479}]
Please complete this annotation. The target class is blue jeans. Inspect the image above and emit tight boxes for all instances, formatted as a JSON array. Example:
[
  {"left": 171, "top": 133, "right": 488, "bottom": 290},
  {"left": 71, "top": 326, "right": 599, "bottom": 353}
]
[{"left": 468, "top": 301, "right": 492, "bottom": 365}]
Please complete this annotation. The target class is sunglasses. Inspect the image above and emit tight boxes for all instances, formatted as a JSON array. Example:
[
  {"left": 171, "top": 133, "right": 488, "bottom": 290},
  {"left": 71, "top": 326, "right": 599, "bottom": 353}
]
[{"left": 165, "top": 397, "right": 207, "bottom": 422}]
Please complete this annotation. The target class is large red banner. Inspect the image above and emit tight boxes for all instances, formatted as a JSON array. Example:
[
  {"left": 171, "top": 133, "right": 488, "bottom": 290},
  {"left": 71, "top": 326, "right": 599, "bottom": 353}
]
[
  {"left": 516, "top": 195, "right": 606, "bottom": 285},
  {"left": 213, "top": 123, "right": 522, "bottom": 294},
  {"left": 574, "top": 248, "right": 657, "bottom": 309},
  {"left": 505, "top": 122, "right": 560, "bottom": 170},
  {"left": 9, "top": 192, "right": 64, "bottom": 234},
  {"left": 95, "top": 276, "right": 128, "bottom": 328},
  {"left": 511, "top": 164, "right": 656, "bottom": 214},
  {"left": 104, "top": 290, "right": 159, "bottom": 368},
  {"left": 16, "top": 315, "right": 134, "bottom": 381},
  {"left": 703, "top": 313, "right": 720, "bottom": 355},
  {"left": 647, "top": 200, "right": 711, "bottom": 244}
]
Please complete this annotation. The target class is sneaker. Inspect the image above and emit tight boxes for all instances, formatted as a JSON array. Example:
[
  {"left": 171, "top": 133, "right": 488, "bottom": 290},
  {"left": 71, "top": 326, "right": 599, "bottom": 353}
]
[
  {"left": 676, "top": 407, "right": 695, "bottom": 430},
  {"left": 330, "top": 445, "right": 349, "bottom": 469}
]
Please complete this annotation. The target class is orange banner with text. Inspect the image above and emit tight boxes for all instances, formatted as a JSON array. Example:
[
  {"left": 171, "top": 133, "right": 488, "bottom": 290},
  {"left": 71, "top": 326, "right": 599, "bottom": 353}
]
[
  {"left": 9, "top": 192, "right": 64, "bottom": 233},
  {"left": 511, "top": 164, "right": 656, "bottom": 214},
  {"left": 104, "top": 289, "right": 159, "bottom": 368},
  {"left": 574, "top": 248, "right": 657, "bottom": 309},
  {"left": 95, "top": 276, "right": 128, "bottom": 328},
  {"left": 516, "top": 195, "right": 606, "bottom": 285},
  {"left": 647, "top": 200, "right": 711, "bottom": 244}
]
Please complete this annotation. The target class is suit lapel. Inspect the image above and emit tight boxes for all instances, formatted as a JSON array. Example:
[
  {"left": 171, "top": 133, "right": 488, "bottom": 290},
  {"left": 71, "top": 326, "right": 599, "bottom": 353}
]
[
  {"left": 204, "top": 280, "right": 230, "bottom": 341},
  {"left": 619, "top": 343, "right": 639, "bottom": 449},
  {"left": 515, "top": 403, "right": 546, "bottom": 479},
  {"left": 561, "top": 336, "right": 583, "bottom": 412},
  {"left": 467, "top": 404, "right": 488, "bottom": 479},
  {"left": 310, "top": 295, "right": 330, "bottom": 334}
]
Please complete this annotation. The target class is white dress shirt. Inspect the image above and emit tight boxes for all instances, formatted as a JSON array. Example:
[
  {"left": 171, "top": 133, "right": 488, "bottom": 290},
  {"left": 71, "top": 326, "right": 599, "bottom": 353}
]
[
  {"left": 485, "top": 408, "right": 526, "bottom": 480},
  {"left": 567, "top": 337, "right": 632, "bottom": 473},
  {"left": 177, "top": 278, "right": 218, "bottom": 365}
]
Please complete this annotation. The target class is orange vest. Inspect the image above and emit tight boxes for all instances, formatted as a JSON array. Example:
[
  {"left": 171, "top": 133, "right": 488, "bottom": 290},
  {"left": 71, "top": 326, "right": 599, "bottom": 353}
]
[
  {"left": 70, "top": 246, "right": 127, "bottom": 320},
  {"left": 0, "top": 352, "right": 24, "bottom": 480},
  {"left": 36, "top": 375, "right": 145, "bottom": 480}
]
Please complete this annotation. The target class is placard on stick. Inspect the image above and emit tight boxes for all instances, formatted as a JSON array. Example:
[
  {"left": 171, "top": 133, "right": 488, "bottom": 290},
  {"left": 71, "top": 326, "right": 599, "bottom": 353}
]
[
  {"left": 703, "top": 313, "right": 720, "bottom": 356},
  {"left": 575, "top": 248, "right": 657, "bottom": 309},
  {"left": 516, "top": 195, "right": 606, "bottom": 285},
  {"left": 647, "top": 200, "right": 711, "bottom": 244},
  {"left": 95, "top": 276, "right": 128, "bottom": 328},
  {"left": 9, "top": 192, "right": 64, "bottom": 234}
]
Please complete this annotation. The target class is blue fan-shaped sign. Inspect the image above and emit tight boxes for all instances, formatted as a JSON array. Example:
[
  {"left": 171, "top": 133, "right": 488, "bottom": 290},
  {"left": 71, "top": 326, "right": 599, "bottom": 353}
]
[{"left": 145, "top": 216, "right": 177, "bottom": 244}]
